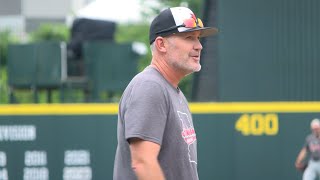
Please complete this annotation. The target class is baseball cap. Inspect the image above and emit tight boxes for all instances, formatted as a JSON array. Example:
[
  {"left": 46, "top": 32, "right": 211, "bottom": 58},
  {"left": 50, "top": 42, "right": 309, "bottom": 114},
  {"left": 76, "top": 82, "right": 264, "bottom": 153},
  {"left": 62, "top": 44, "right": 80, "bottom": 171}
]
[
  {"left": 149, "top": 7, "right": 218, "bottom": 44},
  {"left": 311, "top": 118, "right": 320, "bottom": 129}
]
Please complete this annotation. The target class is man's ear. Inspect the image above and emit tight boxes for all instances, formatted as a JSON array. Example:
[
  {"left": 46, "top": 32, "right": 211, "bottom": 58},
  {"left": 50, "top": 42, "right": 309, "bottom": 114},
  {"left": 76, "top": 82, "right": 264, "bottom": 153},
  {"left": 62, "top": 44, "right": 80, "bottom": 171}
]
[{"left": 155, "top": 37, "right": 167, "bottom": 52}]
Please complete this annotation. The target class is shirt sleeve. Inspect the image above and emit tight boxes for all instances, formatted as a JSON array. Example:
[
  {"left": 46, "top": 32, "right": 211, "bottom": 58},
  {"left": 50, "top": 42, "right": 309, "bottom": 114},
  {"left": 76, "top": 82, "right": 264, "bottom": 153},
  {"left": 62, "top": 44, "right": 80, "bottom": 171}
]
[
  {"left": 124, "top": 80, "right": 169, "bottom": 145},
  {"left": 304, "top": 135, "right": 311, "bottom": 151}
]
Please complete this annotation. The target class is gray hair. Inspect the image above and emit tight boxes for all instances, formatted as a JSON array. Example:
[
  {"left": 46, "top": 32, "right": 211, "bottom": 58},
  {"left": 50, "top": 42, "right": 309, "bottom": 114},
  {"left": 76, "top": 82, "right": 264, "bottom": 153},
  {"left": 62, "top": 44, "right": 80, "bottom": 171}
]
[
  {"left": 150, "top": 42, "right": 155, "bottom": 55},
  {"left": 311, "top": 118, "right": 320, "bottom": 129}
]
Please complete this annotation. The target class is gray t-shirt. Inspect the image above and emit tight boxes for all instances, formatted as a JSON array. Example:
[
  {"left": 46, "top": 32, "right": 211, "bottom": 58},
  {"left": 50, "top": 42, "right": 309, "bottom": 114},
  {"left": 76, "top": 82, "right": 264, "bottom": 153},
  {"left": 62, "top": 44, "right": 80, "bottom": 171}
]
[
  {"left": 113, "top": 66, "right": 198, "bottom": 180},
  {"left": 305, "top": 134, "right": 320, "bottom": 161}
]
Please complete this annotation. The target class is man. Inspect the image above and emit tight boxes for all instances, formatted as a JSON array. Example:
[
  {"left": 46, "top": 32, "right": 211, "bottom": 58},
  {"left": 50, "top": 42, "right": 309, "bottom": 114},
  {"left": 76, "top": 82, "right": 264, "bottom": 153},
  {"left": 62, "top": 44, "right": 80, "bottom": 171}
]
[
  {"left": 296, "top": 118, "right": 320, "bottom": 180},
  {"left": 113, "top": 7, "right": 218, "bottom": 180}
]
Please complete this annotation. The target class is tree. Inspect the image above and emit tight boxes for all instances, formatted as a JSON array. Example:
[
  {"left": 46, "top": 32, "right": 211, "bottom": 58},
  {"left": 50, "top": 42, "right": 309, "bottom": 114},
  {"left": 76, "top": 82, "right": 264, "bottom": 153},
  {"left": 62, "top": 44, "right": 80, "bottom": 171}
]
[
  {"left": 0, "top": 30, "right": 14, "bottom": 66},
  {"left": 30, "top": 23, "right": 70, "bottom": 42}
]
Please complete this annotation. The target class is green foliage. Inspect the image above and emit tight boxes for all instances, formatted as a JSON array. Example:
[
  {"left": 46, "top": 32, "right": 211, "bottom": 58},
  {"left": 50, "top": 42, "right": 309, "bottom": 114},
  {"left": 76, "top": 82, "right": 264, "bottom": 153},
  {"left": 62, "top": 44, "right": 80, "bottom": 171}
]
[
  {"left": 115, "top": 23, "right": 151, "bottom": 71},
  {"left": 30, "top": 23, "right": 70, "bottom": 42},
  {"left": 0, "top": 30, "right": 9, "bottom": 66},
  {"left": 0, "top": 23, "right": 70, "bottom": 104},
  {"left": 1, "top": 1, "right": 205, "bottom": 103},
  {"left": 0, "top": 30, "right": 17, "bottom": 66},
  {"left": 0, "top": 66, "right": 8, "bottom": 103},
  {"left": 0, "top": 30, "right": 19, "bottom": 103},
  {"left": 186, "top": 0, "right": 204, "bottom": 16}
]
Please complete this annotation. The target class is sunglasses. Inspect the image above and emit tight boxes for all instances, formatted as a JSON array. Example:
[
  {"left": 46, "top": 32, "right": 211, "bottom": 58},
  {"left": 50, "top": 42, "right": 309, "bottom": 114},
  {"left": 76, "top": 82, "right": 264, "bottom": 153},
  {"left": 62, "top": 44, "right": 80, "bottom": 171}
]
[{"left": 156, "top": 17, "right": 204, "bottom": 35}]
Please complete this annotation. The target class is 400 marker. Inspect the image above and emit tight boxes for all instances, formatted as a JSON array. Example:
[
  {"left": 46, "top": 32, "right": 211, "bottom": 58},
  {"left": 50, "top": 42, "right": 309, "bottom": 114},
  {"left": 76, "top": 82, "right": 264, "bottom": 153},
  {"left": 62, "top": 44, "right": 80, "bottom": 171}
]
[{"left": 235, "top": 114, "right": 279, "bottom": 136}]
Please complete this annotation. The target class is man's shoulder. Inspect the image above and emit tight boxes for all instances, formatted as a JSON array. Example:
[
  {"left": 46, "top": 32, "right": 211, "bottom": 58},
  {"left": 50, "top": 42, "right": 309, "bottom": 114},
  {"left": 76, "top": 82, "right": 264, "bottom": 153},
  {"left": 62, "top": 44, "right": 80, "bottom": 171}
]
[
  {"left": 137, "top": 66, "right": 162, "bottom": 79},
  {"left": 131, "top": 66, "right": 166, "bottom": 86},
  {"left": 306, "top": 134, "right": 318, "bottom": 141},
  {"left": 119, "top": 66, "right": 170, "bottom": 112}
]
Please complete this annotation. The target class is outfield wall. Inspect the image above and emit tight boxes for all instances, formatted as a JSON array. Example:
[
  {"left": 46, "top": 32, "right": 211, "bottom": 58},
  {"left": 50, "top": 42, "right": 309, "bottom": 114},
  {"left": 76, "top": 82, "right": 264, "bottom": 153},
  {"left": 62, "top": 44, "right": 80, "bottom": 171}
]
[{"left": 0, "top": 102, "right": 319, "bottom": 179}]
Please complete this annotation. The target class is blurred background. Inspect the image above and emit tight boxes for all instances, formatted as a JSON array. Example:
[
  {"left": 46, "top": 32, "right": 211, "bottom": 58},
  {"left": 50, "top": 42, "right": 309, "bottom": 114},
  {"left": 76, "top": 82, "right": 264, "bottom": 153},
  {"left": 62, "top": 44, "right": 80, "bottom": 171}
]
[
  {"left": 0, "top": 0, "right": 320, "bottom": 179},
  {"left": 0, "top": 0, "right": 202, "bottom": 103}
]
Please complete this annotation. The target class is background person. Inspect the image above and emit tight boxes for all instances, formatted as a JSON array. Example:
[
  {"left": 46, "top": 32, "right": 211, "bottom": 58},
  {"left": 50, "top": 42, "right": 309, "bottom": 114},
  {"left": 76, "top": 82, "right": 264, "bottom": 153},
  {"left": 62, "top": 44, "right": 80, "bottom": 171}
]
[{"left": 296, "top": 118, "right": 320, "bottom": 180}]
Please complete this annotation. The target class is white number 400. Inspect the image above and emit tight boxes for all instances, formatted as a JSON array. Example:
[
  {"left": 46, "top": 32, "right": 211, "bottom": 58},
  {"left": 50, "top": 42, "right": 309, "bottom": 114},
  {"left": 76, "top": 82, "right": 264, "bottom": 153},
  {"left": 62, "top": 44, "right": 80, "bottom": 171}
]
[{"left": 235, "top": 114, "right": 279, "bottom": 136}]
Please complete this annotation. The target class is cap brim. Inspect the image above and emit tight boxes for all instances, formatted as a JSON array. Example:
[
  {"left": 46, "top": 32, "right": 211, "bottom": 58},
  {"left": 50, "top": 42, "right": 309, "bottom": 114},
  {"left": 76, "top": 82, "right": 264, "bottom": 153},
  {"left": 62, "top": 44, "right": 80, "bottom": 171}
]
[{"left": 183, "top": 27, "right": 218, "bottom": 37}]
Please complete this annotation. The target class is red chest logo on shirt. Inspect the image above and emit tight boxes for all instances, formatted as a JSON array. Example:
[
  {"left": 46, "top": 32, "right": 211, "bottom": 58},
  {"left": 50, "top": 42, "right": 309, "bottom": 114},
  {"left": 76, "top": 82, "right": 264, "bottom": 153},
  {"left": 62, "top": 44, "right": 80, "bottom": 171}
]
[
  {"left": 181, "top": 128, "right": 196, "bottom": 145},
  {"left": 177, "top": 111, "right": 197, "bottom": 145}
]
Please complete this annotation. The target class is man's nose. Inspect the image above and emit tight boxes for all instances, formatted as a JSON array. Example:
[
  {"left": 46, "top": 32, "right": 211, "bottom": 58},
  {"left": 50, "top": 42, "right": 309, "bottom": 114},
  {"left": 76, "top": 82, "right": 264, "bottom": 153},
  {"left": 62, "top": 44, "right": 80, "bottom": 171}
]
[{"left": 195, "top": 39, "right": 203, "bottom": 50}]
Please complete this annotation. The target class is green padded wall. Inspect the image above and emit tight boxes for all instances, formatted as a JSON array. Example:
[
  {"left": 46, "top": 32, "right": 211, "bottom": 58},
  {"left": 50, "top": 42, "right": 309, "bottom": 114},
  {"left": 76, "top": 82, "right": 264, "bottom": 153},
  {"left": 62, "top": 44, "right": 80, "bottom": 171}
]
[
  {"left": 195, "top": 0, "right": 320, "bottom": 101},
  {"left": 7, "top": 41, "right": 66, "bottom": 88},
  {"left": 83, "top": 41, "right": 139, "bottom": 101},
  {"left": 36, "top": 41, "right": 66, "bottom": 87},
  {"left": 7, "top": 44, "right": 37, "bottom": 87},
  {"left": 218, "top": 0, "right": 320, "bottom": 101},
  {"left": 1, "top": 103, "right": 319, "bottom": 179}
]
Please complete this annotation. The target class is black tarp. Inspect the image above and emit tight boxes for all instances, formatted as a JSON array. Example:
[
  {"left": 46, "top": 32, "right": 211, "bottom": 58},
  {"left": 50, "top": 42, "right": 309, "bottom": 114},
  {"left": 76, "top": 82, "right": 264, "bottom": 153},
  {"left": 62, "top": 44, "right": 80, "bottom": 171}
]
[{"left": 67, "top": 18, "right": 116, "bottom": 60}]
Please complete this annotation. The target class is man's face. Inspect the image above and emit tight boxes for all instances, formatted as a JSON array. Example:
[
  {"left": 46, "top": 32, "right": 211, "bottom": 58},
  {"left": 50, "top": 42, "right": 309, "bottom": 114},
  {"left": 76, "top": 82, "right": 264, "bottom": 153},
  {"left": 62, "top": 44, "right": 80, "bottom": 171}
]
[
  {"left": 312, "top": 127, "right": 320, "bottom": 137},
  {"left": 164, "top": 31, "right": 203, "bottom": 75}
]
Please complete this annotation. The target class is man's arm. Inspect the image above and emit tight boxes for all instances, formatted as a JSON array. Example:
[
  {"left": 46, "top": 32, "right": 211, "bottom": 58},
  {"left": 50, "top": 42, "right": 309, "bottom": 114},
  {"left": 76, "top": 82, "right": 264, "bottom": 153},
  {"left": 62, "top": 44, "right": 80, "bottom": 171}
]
[
  {"left": 129, "top": 138, "right": 165, "bottom": 180},
  {"left": 295, "top": 147, "right": 307, "bottom": 170}
]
